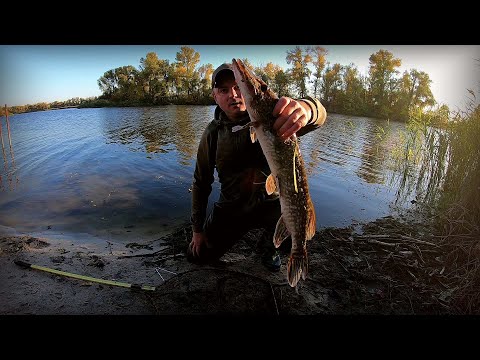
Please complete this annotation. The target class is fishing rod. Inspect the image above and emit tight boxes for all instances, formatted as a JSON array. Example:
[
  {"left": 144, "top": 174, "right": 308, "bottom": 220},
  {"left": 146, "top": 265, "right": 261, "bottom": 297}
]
[{"left": 14, "top": 260, "right": 156, "bottom": 291}]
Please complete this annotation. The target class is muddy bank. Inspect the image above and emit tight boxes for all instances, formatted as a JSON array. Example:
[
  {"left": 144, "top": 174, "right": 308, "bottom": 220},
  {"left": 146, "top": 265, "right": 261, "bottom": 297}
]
[{"left": 0, "top": 215, "right": 456, "bottom": 315}]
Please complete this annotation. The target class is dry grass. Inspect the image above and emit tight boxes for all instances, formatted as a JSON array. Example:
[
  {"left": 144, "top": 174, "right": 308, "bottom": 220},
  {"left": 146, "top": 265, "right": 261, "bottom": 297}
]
[
  {"left": 313, "top": 217, "right": 448, "bottom": 314},
  {"left": 158, "top": 212, "right": 480, "bottom": 314},
  {"left": 432, "top": 203, "right": 480, "bottom": 314}
]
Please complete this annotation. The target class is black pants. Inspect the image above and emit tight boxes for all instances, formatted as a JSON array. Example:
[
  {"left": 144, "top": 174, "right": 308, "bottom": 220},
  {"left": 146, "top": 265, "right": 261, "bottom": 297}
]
[{"left": 187, "top": 197, "right": 281, "bottom": 264}]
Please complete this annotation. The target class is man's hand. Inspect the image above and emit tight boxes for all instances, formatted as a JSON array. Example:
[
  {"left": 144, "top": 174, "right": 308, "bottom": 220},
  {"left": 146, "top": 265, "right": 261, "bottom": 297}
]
[
  {"left": 272, "top": 97, "right": 311, "bottom": 140},
  {"left": 189, "top": 231, "right": 210, "bottom": 258}
]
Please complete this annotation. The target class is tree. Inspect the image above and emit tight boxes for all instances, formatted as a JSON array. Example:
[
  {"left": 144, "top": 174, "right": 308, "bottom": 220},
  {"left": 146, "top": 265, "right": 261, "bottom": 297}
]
[
  {"left": 97, "top": 66, "right": 139, "bottom": 101},
  {"left": 115, "top": 65, "right": 140, "bottom": 101},
  {"left": 321, "top": 63, "right": 343, "bottom": 111},
  {"left": 174, "top": 46, "right": 201, "bottom": 98},
  {"left": 197, "top": 63, "right": 214, "bottom": 97},
  {"left": 368, "top": 49, "right": 402, "bottom": 119},
  {"left": 98, "top": 69, "right": 120, "bottom": 98},
  {"left": 339, "top": 64, "right": 367, "bottom": 115},
  {"left": 310, "top": 46, "right": 328, "bottom": 99},
  {"left": 139, "top": 52, "right": 172, "bottom": 103},
  {"left": 274, "top": 69, "right": 292, "bottom": 97},
  {"left": 286, "top": 46, "right": 312, "bottom": 98},
  {"left": 393, "top": 69, "right": 436, "bottom": 121},
  {"left": 404, "top": 69, "right": 435, "bottom": 110}
]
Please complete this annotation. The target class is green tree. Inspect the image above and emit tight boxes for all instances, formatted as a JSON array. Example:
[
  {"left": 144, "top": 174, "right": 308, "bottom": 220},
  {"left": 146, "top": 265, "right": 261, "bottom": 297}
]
[
  {"left": 274, "top": 69, "right": 292, "bottom": 97},
  {"left": 115, "top": 65, "right": 140, "bottom": 101},
  {"left": 286, "top": 46, "right": 312, "bottom": 98},
  {"left": 393, "top": 69, "right": 436, "bottom": 121},
  {"left": 139, "top": 52, "right": 172, "bottom": 103},
  {"left": 321, "top": 63, "right": 343, "bottom": 111},
  {"left": 98, "top": 69, "right": 120, "bottom": 98},
  {"left": 404, "top": 69, "right": 435, "bottom": 110},
  {"left": 368, "top": 49, "right": 402, "bottom": 119},
  {"left": 174, "top": 46, "right": 201, "bottom": 98},
  {"left": 97, "top": 66, "right": 139, "bottom": 101},
  {"left": 338, "top": 64, "right": 367, "bottom": 115}
]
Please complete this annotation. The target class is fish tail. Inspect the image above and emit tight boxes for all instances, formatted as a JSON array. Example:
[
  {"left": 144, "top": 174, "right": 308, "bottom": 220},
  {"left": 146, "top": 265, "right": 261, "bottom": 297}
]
[{"left": 287, "top": 248, "right": 308, "bottom": 287}]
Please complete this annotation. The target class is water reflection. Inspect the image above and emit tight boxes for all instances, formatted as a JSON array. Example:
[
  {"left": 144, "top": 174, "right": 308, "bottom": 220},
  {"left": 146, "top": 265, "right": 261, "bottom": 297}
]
[
  {"left": 171, "top": 106, "right": 199, "bottom": 165},
  {"left": 357, "top": 119, "right": 389, "bottom": 184},
  {"left": 101, "top": 106, "right": 212, "bottom": 162}
]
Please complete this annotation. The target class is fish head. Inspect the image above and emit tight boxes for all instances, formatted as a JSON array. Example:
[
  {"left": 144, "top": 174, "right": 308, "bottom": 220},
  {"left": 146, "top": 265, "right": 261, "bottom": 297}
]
[{"left": 231, "top": 58, "right": 279, "bottom": 125}]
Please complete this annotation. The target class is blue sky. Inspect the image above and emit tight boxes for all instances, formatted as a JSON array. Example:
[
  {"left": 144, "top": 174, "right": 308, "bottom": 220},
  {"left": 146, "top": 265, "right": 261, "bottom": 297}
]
[{"left": 1, "top": 45, "right": 479, "bottom": 111}]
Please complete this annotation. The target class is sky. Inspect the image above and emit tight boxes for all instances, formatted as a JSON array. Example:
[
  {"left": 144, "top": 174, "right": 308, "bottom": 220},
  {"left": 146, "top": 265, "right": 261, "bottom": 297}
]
[{"left": 1, "top": 45, "right": 479, "bottom": 111}]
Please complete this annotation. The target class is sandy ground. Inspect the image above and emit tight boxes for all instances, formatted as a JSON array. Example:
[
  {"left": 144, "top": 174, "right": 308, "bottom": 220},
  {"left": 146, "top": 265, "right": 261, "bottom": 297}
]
[{"left": 0, "top": 216, "right": 451, "bottom": 315}]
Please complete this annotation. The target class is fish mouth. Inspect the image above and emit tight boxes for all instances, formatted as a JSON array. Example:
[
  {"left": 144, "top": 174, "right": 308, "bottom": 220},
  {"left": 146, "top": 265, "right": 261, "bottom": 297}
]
[
  {"left": 232, "top": 58, "right": 266, "bottom": 98},
  {"left": 232, "top": 59, "right": 255, "bottom": 91}
]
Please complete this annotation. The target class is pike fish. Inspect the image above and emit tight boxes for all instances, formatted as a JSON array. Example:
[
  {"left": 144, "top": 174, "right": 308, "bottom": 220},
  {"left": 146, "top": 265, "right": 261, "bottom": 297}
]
[{"left": 231, "top": 58, "right": 316, "bottom": 287}]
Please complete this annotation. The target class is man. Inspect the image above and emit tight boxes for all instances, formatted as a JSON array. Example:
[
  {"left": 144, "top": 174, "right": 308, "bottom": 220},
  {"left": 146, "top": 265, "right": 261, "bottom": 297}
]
[{"left": 188, "top": 63, "right": 327, "bottom": 271}]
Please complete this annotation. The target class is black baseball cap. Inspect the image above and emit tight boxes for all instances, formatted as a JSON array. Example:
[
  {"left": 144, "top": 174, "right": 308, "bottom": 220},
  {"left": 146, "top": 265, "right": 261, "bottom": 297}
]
[{"left": 212, "top": 63, "right": 233, "bottom": 88}]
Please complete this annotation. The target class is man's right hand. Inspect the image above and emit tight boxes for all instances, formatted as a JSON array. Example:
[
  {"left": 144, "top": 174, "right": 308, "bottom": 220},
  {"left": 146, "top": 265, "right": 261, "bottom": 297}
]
[{"left": 190, "top": 231, "right": 210, "bottom": 258}]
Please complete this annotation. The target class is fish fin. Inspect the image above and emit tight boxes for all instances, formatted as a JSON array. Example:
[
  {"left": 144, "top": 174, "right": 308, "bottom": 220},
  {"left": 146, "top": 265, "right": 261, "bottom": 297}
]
[
  {"left": 265, "top": 174, "right": 277, "bottom": 195},
  {"left": 249, "top": 126, "right": 257, "bottom": 143},
  {"left": 306, "top": 198, "right": 316, "bottom": 240},
  {"left": 273, "top": 216, "right": 290, "bottom": 248},
  {"left": 287, "top": 249, "right": 308, "bottom": 287},
  {"left": 232, "top": 121, "right": 256, "bottom": 133}
]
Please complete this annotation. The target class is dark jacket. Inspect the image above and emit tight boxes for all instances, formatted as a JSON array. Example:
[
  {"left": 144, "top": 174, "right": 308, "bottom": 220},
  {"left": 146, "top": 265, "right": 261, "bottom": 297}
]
[{"left": 190, "top": 96, "right": 325, "bottom": 233}]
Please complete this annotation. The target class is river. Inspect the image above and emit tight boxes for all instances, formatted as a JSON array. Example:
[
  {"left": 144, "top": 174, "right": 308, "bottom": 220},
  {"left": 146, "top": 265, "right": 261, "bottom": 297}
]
[{"left": 0, "top": 106, "right": 411, "bottom": 244}]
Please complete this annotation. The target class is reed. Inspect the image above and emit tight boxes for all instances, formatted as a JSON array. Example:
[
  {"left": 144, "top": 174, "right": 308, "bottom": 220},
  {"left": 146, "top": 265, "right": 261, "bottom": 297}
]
[
  {"left": 391, "top": 95, "right": 480, "bottom": 313},
  {"left": 4, "top": 105, "right": 16, "bottom": 168},
  {"left": 0, "top": 108, "right": 8, "bottom": 171},
  {"left": 1, "top": 105, "right": 19, "bottom": 191}
]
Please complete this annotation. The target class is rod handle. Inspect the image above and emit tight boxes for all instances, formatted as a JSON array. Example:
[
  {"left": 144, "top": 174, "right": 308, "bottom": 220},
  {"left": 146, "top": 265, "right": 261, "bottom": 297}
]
[{"left": 14, "top": 260, "right": 31, "bottom": 268}]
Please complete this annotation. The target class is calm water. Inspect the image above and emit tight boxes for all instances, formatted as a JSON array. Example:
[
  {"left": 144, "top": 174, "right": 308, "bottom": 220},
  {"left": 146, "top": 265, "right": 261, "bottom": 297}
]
[{"left": 0, "top": 106, "right": 410, "bottom": 243}]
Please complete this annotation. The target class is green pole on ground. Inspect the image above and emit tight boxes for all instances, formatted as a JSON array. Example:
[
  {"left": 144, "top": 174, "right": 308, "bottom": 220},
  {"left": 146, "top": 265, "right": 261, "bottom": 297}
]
[{"left": 14, "top": 260, "right": 156, "bottom": 291}]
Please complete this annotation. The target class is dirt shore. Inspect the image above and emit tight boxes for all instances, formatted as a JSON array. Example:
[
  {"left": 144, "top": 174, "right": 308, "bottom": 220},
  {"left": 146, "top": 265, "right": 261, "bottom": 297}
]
[{"left": 0, "top": 215, "right": 454, "bottom": 315}]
